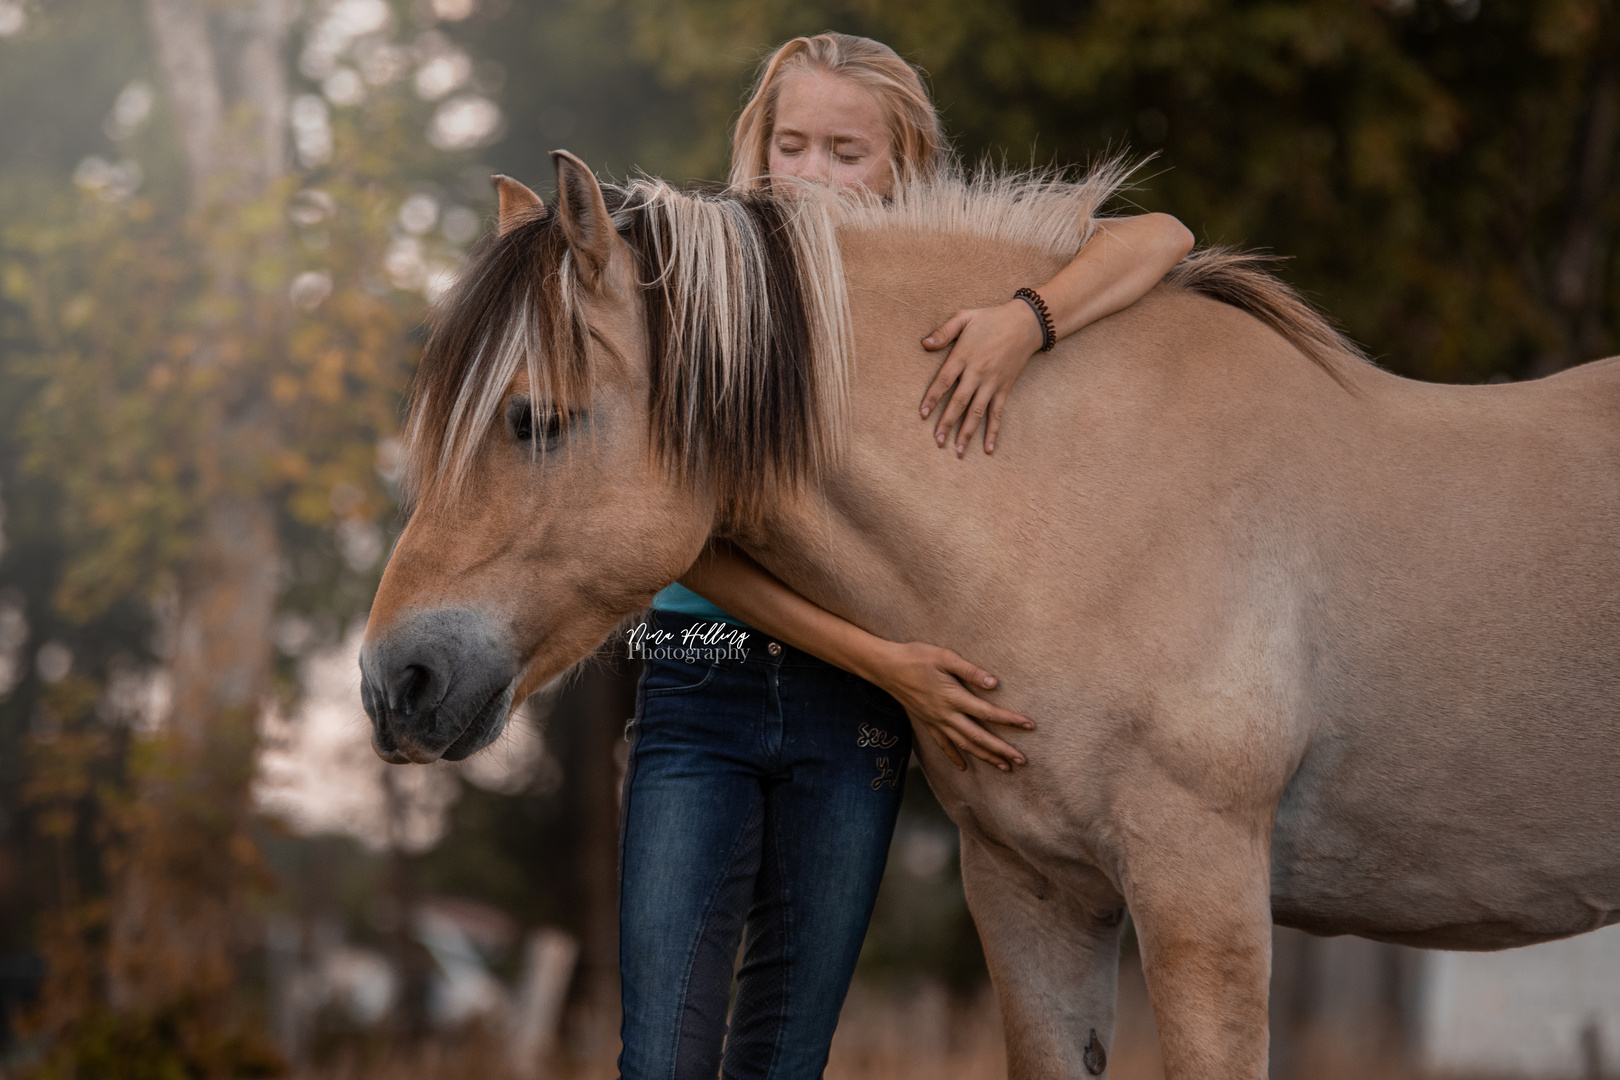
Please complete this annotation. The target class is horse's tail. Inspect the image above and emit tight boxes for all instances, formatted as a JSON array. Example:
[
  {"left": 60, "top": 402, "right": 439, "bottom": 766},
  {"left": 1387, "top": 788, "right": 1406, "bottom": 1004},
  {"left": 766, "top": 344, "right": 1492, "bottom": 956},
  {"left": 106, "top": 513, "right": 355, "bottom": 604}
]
[{"left": 1165, "top": 247, "right": 1369, "bottom": 387}]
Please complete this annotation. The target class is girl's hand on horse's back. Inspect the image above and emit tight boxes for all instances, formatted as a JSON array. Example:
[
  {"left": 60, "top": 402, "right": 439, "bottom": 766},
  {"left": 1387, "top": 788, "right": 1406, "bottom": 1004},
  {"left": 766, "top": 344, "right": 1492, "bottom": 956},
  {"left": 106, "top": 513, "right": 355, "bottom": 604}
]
[
  {"left": 920, "top": 300, "right": 1047, "bottom": 456},
  {"left": 870, "top": 641, "right": 1034, "bottom": 771}
]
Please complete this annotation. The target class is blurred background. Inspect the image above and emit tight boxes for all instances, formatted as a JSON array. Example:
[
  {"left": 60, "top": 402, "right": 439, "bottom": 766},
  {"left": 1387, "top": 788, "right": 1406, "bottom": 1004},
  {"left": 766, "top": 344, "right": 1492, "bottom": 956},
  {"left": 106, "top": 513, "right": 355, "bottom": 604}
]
[{"left": 1, "top": 0, "right": 1618, "bottom": 1077}]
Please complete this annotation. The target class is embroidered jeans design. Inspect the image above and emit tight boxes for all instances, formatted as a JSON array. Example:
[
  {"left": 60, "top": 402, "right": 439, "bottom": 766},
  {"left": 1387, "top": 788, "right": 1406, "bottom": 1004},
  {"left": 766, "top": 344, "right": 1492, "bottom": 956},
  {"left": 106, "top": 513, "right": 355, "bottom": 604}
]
[{"left": 857, "top": 723, "right": 899, "bottom": 749}]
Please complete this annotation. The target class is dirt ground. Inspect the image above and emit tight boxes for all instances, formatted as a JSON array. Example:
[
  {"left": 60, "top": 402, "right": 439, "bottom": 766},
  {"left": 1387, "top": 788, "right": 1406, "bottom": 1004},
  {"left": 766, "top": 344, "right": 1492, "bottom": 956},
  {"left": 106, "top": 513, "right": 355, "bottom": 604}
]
[{"left": 295, "top": 946, "right": 1439, "bottom": 1080}]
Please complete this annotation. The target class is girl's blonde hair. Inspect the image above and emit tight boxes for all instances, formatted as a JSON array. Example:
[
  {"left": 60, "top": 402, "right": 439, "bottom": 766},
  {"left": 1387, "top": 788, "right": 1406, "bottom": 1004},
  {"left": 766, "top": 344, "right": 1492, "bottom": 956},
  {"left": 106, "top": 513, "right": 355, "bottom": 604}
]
[{"left": 729, "top": 32, "right": 945, "bottom": 191}]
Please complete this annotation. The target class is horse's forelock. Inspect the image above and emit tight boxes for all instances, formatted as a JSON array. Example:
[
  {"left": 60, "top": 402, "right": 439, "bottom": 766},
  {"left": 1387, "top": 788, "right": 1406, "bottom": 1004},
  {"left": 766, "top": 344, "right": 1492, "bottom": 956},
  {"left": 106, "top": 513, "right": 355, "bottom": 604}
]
[
  {"left": 401, "top": 210, "right": 592, "bottom": 510},
  {"left": 401, "top": 178, "right": 845, "bottom": 525}
]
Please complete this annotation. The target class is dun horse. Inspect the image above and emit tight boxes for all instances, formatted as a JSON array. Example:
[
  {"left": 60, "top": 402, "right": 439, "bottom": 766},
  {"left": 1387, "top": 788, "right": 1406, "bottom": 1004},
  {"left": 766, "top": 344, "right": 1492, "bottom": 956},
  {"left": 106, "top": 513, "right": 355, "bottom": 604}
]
[{"left": 361, "top": 151, "right": 1620, "bottom": 1079}]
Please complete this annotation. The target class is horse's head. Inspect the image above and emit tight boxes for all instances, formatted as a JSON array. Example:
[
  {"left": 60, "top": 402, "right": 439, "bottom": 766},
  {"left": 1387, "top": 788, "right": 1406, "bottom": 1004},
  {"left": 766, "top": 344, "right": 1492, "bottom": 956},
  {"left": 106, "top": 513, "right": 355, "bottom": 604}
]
[
  {"left": 362, "top": 153, "right": 849, "bottom": 764},
  {"left": 359, "top": 153, "right": 715, "bottom": 764}
]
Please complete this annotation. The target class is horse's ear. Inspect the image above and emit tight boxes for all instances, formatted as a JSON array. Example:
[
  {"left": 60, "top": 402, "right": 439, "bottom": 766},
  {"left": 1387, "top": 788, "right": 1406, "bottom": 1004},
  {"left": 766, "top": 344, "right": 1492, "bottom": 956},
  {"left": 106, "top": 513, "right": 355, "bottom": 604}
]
[
  {"left": 492, "top": 174, "right": 543, "bottom": 237},
  {"left": 550, "top": 149, "right": 615, "bottom": 292}
]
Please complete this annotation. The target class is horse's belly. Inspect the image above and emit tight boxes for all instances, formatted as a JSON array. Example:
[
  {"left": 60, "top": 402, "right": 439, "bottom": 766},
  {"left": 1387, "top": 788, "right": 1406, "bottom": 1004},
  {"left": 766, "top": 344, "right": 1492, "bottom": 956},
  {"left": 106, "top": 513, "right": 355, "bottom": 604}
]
[
  {"left": 1267, "top": 712, "right": 1620, "bottom": 949},
  {"left": 1269, "top": 858, "right": 1620, "bottom": 950}
]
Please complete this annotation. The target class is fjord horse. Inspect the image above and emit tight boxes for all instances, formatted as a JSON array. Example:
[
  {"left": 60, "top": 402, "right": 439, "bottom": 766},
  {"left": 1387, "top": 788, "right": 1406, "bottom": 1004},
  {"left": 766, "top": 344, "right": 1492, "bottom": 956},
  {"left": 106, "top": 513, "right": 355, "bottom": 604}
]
[{"left": 361, "top": 152, "right": 1620, "bottom": 1079}]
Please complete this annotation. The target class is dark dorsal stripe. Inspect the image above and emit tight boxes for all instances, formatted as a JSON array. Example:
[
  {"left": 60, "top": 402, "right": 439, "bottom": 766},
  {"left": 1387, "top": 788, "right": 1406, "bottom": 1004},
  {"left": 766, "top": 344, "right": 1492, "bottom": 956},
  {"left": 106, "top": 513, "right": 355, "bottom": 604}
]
[{"left": 622, "top": 189, "right": 821, "bottom": 523}]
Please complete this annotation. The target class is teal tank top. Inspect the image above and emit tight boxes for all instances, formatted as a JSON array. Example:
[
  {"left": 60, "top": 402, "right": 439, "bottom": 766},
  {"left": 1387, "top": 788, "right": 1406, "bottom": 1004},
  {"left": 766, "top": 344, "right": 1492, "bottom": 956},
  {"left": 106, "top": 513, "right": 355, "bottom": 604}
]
[{"left": 651, "top": 583, "right": 748, "bottom": 626}]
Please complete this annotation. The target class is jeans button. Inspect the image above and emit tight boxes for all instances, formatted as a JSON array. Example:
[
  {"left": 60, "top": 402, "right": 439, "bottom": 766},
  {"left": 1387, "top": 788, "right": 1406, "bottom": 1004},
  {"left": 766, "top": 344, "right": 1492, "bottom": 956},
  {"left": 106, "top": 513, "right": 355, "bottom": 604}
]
[{"left": 767, "top": 642, "right": 783, "bottom": 656}]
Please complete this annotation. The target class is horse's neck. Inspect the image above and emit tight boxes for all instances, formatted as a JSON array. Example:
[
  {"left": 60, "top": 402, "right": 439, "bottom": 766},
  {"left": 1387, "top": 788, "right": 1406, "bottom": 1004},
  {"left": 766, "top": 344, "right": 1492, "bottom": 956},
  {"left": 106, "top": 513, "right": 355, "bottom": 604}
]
[{"left": 746, "top": 227, "right": 1106, "bottom": 646}]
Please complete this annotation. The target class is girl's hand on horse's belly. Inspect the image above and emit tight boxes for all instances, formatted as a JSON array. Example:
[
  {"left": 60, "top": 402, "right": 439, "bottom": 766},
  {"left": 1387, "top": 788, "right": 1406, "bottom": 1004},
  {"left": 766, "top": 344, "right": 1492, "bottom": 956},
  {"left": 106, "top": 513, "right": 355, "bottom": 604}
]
[
  {"left": 920, "top": 299, "right": 1045, "bottom": 456},
  {"left": 870, "top": 640, "right": 1035, "bottom": 772}
]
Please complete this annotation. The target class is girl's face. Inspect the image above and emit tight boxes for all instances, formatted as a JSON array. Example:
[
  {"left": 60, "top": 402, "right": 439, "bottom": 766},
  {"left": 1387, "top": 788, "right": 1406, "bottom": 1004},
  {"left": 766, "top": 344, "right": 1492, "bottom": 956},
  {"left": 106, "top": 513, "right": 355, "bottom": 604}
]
[{"left": 767, "top": 70, "right": 895, "bottom": 198}]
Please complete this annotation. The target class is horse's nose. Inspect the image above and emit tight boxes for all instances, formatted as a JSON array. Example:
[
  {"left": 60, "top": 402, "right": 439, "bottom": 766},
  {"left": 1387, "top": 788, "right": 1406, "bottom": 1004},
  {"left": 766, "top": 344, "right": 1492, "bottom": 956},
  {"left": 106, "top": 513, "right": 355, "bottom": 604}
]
[
  {"left": 363, "top": 656, "right": 446, "bottom": 764},
  {"left": 359, "top": 607, "right": 516, "bottom": 764}
]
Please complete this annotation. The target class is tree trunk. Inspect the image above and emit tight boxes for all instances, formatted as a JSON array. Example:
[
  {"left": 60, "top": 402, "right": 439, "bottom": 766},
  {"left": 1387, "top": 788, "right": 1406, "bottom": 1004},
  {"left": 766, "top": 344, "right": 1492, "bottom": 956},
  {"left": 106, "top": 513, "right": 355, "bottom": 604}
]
[
  {"left": 142, "top": 0, "right": 224, "bottom": 207},
  {"left": 553, "top": 649, "right": 636, "bottom": 1063},
  {"left": 169, "top": 495, "right": 279, "bottom": 747},
  {"left": 1536, "top": 23, "right": 1620, "bottom": 377},
  {"left": 104, "top": 0, "right": 289, "bottom": 1048}
]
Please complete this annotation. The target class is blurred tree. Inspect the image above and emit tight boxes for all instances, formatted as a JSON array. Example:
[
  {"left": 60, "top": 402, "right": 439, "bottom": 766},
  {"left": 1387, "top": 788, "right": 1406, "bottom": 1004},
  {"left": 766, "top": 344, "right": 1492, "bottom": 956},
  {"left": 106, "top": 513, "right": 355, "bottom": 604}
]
[
  {"left": 503, "top": 0, "right": 1616, "bottom": 383},
  {"left": 0, "top": 0, "right": 506, "bottom": 1070},
  {"left": 454, "top": 0, "right": 721, "bottom": 186}
]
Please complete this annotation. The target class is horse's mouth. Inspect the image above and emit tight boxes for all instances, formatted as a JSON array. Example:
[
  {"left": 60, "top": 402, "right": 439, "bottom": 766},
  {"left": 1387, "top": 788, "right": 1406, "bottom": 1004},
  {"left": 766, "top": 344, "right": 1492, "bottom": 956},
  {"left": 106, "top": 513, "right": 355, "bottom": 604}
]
[
  {"left": 387, "top": 737, "right": 445, "bottom": 766},
  {"left": 441, "top": 684, "right": 513, "bottom": 761},
  {"left": 371, "top": 682, "right": 512, "bottom": 765}
]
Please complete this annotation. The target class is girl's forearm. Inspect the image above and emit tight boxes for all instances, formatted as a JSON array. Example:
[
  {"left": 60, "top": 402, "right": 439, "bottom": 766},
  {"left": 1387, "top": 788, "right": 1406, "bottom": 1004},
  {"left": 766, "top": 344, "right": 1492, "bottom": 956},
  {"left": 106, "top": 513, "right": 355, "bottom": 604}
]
[
  {"left": 679, "top": 542, "right": 1032, "bottom": 769},
  {"left": 677, "top": 541, "right": 895, "bottom": 683},
  {"left": 1038, "top": 213, "right": 1195, "bottom": 340}
]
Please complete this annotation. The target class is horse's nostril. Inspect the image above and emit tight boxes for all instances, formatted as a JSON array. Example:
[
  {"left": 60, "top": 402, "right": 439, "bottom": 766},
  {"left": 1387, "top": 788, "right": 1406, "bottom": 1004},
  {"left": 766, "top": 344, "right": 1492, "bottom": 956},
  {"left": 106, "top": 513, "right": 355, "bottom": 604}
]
[{"left": 388, "top": 663, "right": 431, "bottom": 716}]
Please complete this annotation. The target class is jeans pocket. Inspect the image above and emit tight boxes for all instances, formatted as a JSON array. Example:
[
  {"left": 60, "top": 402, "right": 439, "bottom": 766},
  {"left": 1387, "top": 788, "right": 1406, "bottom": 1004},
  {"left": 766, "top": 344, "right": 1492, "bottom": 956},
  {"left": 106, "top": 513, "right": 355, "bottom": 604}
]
[{"left": 642, "top": 656, "right": 719, "bottom": 696}]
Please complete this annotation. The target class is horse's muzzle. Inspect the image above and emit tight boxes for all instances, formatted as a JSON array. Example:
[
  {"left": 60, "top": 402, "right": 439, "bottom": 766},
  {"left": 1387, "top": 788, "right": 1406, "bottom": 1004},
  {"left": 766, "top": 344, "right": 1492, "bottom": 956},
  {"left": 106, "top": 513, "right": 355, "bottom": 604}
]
[{"left": 359, "top": 607, "right": 516, "bottom": 764}]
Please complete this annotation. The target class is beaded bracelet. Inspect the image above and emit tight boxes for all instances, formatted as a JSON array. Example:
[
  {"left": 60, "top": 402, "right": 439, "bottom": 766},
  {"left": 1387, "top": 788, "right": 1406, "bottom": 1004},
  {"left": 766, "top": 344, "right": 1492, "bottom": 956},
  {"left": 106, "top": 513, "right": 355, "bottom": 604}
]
[{"left": 1013, "top": 287, "right": 1057, "bottom": 352}]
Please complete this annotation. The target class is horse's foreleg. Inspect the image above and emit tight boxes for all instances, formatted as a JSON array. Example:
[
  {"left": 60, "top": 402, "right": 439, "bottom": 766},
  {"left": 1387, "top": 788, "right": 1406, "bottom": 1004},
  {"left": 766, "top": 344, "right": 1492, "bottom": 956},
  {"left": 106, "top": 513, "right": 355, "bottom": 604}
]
[
  {"left": 1121, "top": 804, "right": 1273, "bottom": 1080},
  {"left": 960, "top": 831, "right": 1125, "bottom": 1079}
]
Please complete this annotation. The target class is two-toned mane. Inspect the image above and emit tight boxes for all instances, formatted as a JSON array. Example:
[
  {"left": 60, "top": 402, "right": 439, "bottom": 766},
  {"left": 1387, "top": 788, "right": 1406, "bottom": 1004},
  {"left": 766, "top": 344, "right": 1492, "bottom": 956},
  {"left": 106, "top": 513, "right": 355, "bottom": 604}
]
[
  {"left": 403, "top": 162, "right": 1366, "bottom": 521},
  {"left": 365, "top": 150, "right": 1620, "bottom": 1080}
]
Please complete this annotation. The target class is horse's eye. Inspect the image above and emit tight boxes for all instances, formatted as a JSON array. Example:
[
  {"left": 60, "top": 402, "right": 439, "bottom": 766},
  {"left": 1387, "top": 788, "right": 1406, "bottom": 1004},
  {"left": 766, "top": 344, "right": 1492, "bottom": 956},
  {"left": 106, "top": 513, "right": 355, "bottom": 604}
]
[
  {"left": 507, "top": 396, "right": 534, "bottom": 441},
  {"left": 506, "top": 396, "right": 571, "bottom": 452}
]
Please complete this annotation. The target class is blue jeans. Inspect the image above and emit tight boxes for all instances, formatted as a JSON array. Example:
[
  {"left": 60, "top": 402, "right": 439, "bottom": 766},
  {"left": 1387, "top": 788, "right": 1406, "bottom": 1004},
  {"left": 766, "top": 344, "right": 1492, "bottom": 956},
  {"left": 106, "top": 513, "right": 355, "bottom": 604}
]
[{"left": 618, "top": 611, "right": 913, "bottom": 1080}]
